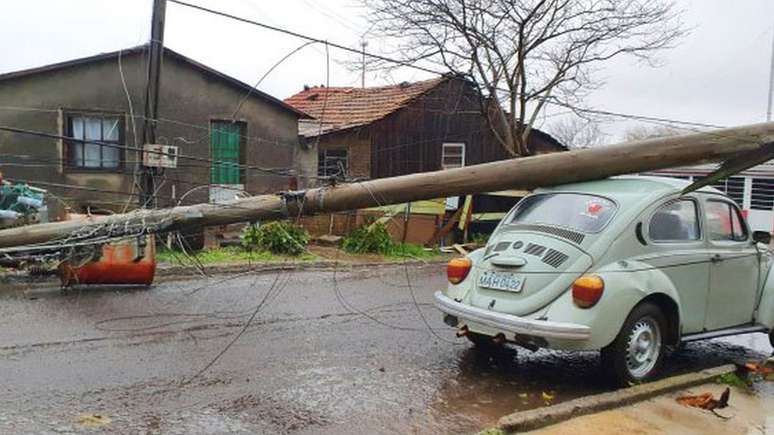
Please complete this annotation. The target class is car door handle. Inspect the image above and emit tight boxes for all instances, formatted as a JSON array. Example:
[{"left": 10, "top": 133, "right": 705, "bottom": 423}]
[{"left": 711, "top": 254, "right": 724, "bottom": 264}]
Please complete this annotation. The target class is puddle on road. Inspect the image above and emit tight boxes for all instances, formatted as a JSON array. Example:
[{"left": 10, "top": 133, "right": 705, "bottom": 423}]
[{"left": 391, "top": 336, "right": 772, "bottom": 435}]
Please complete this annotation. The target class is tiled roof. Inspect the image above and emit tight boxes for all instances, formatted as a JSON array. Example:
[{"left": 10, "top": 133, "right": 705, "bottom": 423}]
[{"left": 284, "top": 77, "right": 447, "bottom": 137}]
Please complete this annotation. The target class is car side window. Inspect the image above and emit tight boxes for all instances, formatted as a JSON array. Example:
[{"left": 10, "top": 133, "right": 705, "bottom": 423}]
[
  {"left": 648, "top": 199, "right": 700, "bottom": 242},
  {"left": 705, "top": 200, "right": 748, "bottom": 242}
]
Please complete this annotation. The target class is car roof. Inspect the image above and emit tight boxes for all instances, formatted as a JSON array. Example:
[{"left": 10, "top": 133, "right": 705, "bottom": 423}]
[{"left": 536, "top": 175, "right": 726, "bottom": 206}]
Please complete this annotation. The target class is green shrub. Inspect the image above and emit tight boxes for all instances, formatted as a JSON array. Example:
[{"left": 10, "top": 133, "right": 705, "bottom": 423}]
[
  {"left": 240, "top": 221, "right": 310, "bottom": 256},
  {"left": 342, "top": 222, "right": 394, "bottom": 254}
]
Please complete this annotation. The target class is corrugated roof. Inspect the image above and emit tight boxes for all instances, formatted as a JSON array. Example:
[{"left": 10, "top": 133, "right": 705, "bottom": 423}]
[
  {"left": 284, "top": 77, "right": 447, "bottom": 137},
  {"left": 0, "top": 45, "right": 309, "bottom": 119}
]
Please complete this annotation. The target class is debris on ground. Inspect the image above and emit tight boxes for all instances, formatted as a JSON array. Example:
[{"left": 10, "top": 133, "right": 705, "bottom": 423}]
[
  {"left": 439, "top": 242, "right": 481, "bottom": 254},
  {"left": 315, "top": 234, "right": 343, "bottom": 246},
  {"left": 743, "top": 359, "right": 774, "bottom": 381},
  {"left": 676, "top": 387, "right": 730, "bottom": 411},
  {"left": 76, "top": 414, "right": 111, "bottom": 428}
]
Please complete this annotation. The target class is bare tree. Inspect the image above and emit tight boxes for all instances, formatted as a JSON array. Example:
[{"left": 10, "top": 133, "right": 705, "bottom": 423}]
[
  {"left": 547, "top": 117, "right": 605, "bottom": 149},
  {"left": 363, "top": 0, "right": 686, "bottom": 156}
]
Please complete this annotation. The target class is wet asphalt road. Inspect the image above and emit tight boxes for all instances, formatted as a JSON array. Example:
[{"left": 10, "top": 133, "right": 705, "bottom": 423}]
[{"left": 0, "top": 264, "right": 771, "bottom": 434}]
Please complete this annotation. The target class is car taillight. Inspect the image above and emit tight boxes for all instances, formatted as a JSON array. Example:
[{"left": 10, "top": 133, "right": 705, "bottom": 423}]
[
  {"left": 572, "top": 275, "right": 604, "bottom": 308},
  {"left": 447, "top": 258, "right": 472, "bottom": 284}
]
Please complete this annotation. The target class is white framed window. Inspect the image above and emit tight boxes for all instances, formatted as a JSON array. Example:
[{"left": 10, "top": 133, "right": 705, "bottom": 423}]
[
  {"left": 65, "top": 113, "right": 123, "bottom": 169},
  {"left": 442, "top": 142, "right": 465, "bottom": 169}
]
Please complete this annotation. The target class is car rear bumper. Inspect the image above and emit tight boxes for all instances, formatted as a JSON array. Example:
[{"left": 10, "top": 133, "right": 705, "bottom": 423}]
[{"left": 434, "top": 291, "right": 591, "bottom": 341}]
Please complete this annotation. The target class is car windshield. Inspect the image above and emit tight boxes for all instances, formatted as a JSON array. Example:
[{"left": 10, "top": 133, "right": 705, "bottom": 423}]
[{"left": 507, "top": 193, "right": 617, "bottom": 233}]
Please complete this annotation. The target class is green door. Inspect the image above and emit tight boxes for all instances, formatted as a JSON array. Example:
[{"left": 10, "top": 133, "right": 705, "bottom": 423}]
[{"left": 210, "top": 121, "right": 242, "bottom": 185}]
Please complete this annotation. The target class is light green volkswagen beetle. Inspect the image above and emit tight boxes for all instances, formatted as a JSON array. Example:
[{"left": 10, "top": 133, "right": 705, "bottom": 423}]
[{"left": 435, "top": 176, "right": 774, "bottom": 384}]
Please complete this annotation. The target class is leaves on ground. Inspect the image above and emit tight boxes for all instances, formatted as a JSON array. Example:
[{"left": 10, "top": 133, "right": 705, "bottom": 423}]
[{"left": 676, "top": 387, "right": 730, "bottom": 411}]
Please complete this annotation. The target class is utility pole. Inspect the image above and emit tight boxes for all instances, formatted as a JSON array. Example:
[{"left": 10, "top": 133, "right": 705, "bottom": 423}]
[
  {"left": 140, "top": 0, "right": 167, "bottom": 208},
  {"left": 767, "top": 24, "right": 774, "bottom": 121},
  {"left": 2, "top": 121, "right": 774, "bottom": 249},
  {"left": 360, "top": 40, "right": 367, "bottom": 88}
]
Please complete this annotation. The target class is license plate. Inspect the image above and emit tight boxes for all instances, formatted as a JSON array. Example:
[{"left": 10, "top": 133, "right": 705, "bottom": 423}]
[{"left": 477, "top": 271, "right": 525, "bottom": 292}]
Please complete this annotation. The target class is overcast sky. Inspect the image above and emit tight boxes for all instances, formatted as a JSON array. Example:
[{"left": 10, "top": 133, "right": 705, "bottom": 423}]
[{"left": 1, "top": 0, "right": 773, "bottom": 141}]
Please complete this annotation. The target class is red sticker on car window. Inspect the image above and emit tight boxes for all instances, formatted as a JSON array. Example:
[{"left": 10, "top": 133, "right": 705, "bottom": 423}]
[{"left": 583, "top": 201, "right": 604, "bottom": 218}]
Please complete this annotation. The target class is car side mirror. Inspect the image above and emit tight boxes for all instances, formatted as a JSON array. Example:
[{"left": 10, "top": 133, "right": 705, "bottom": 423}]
[{"left": 753, "top": 231, "right": 771, "bottom": 245}]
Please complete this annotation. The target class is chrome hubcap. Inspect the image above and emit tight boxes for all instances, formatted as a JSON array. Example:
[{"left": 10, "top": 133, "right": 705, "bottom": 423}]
[{"left": 626, "top": 317, "right": 661, "bottom": 379}]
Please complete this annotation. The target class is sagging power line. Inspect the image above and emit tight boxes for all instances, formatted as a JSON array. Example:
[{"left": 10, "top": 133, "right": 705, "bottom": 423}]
[
  {"left": 2, "top": 120, "right": 773, "bottom": 252},
  {"left": 167, "top": 0, "right": 728, "bottom": 135}
]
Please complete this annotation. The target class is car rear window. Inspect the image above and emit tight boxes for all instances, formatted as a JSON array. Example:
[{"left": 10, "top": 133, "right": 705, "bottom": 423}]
[{"left": 507, "top": 193, "right": 617, "bottom": 233}]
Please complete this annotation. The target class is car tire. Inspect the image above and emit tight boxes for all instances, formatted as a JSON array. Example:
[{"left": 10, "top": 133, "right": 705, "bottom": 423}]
[{"left": 601, "top": 302, "right": 667, "bottom": 386}]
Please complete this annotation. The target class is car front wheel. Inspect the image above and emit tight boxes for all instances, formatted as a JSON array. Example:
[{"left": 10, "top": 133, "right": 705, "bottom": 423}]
[{"left": 601, "top": 302, "right": 667, "bottom": 386}]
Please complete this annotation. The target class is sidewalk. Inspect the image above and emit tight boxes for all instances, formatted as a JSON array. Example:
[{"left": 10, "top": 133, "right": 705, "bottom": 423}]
[
  {"left": 491, "top": 363, "right": 774, "bottom": 435},
  {"left": 0, "top": 246, "right": 453, "bottom": 287},
  {"left": 530, "top": 383, "right": 773, "bottom": 435}
]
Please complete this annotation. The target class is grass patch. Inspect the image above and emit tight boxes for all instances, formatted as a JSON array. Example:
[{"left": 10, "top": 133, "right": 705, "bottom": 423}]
[
  {"left": 157, "top": 246, "right": 317, "bottom": 265},
  {"left": 717, "top": 372, "right": 753, "bottom": 391},
  {"left": 157, "top": 243, "right": 446, "bottom": 266},
  {"left": 384, "top": 243, "right": 445, "bottom": 260}
]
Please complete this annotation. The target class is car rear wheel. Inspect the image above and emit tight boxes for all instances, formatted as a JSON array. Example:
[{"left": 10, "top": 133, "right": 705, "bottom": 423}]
[{"left": 601, "top": 302, "right": 667, "bottom": 386}]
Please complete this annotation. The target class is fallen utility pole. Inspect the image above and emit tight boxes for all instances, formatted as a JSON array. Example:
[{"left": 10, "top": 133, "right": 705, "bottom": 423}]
[{"left": 2, "top": 121, "right": 774, "bottom": 250}]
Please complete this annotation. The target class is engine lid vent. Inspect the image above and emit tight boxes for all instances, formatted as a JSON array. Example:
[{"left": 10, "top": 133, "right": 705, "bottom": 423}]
[
  {"left": 542, "top": 248, "right": 569, "bottom": 268},
  {"left": 524, "top": 243, "right": 547, "bottom": 257},
  {"left": 510, "top": 224, "right": 585, "bottom": 245}
]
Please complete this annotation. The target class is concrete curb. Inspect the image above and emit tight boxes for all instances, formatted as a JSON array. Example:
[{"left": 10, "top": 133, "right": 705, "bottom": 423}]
[
  {"left": 497, "top": 364, "right": 737, "bottom": 433},
  {"left": 155, "top": 258, "right": 448, "bottom": 280},
  {"left": 0, "top": 260, "right": 448, "bottom": 288}
]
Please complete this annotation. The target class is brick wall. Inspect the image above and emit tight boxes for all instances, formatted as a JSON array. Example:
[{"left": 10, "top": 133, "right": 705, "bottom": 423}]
[{"left": 316, "top": 128, "right": 371, "bottom": 179}]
